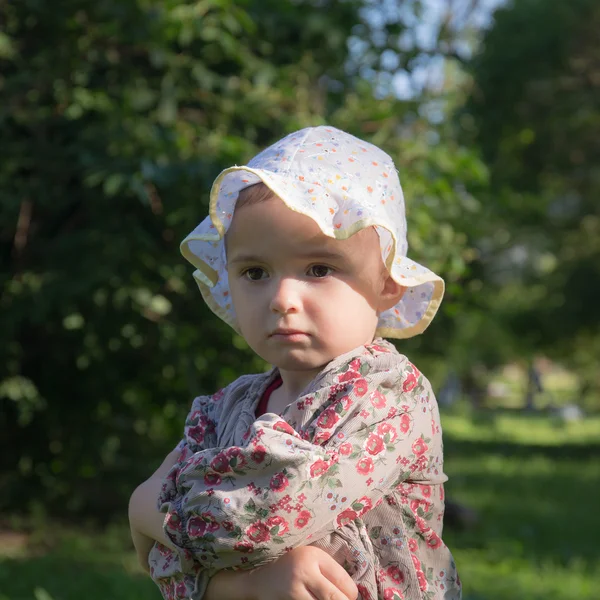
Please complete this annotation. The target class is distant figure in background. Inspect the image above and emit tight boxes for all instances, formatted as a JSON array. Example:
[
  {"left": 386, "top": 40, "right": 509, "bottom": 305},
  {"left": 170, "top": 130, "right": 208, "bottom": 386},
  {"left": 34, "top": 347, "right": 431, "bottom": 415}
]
[
  {"left": 128, "top": 127, "right": 461, "bottom": 599},
  {"left": 525, "top": 363, "right": 544, "bottom": 412}
]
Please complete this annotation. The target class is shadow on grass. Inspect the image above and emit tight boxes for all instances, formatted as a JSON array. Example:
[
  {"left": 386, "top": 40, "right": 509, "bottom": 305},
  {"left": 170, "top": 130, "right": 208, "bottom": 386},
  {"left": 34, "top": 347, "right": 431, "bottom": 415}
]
[
  {"left": 444, "top": 435, "right": 600, "bottom": 567},
  {"left": 446, "top": 436, "right": 600, "bottom": 461},
  {"left": 0, "top": 555, "right": 160, "bottom": 600}
]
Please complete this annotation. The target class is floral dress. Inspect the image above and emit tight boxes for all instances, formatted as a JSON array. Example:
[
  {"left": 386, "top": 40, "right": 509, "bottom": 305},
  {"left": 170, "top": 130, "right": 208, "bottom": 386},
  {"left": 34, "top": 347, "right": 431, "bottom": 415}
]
[{"left": 149, "top": 340, "right": 461, "bottom": 600}]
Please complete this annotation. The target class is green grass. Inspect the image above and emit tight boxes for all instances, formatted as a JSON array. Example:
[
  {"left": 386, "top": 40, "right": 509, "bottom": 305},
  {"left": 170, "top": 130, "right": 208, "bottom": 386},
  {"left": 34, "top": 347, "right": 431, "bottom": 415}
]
[
  {"left": 442, "top": 408, "right": 600, "bottom": 600},
  {"left": 0, "top": 523, "right": 160, "bottom": 600},
  {"left": 1, "top": 408, "right": 599, "bottom": 599}
]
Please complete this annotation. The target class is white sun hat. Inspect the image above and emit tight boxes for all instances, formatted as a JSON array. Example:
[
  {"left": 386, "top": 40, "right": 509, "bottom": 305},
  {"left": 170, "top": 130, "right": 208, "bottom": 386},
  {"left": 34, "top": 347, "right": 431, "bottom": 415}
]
[{"left": 181, "top": 125, "right": 444, "bottom": 339}]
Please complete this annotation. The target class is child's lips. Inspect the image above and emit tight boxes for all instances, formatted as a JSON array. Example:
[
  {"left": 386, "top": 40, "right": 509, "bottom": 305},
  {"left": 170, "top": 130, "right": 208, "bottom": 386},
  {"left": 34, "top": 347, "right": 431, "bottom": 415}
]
[{"left": 269, "top": 328, "right": 309, "bottom": 340}]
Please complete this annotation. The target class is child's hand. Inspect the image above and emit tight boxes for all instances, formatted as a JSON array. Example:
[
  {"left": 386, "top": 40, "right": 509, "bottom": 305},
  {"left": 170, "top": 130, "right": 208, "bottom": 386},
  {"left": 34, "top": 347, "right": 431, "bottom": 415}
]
[
  {"left": 247, "top": 545, "right": 358, "bottom": 600},
  {"left": 206, "top": 545, "right": 358, "bottom": 600}
]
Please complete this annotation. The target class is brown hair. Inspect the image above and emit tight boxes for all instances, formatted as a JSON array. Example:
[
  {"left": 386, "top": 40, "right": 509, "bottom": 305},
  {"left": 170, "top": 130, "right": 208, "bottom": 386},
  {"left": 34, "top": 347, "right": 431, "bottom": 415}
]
[{"left": 235, "top": 182, "right": 276, "bottom": 209}]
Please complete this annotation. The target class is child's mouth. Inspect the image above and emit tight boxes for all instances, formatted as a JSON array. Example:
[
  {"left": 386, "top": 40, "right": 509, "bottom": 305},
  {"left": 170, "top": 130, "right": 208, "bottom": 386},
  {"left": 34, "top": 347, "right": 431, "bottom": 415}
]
[{"left": 270, "top": 329, "right": 309, "bottom": 341}]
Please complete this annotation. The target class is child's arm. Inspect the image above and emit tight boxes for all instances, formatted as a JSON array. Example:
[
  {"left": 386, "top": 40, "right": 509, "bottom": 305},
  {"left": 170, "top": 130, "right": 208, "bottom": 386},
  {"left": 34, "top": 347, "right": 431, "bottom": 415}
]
[
  {"left": 128, "top": 447, "right": 182, "bottom": 569},
  {"left": 204, "top": 546, "right": 358, "bottom": 600},
  {"left": 129, "top": 476, "right": 174, "bottom": 553},
  {"left": 130, "top": 389, "right": 222, "bottom": 574}
]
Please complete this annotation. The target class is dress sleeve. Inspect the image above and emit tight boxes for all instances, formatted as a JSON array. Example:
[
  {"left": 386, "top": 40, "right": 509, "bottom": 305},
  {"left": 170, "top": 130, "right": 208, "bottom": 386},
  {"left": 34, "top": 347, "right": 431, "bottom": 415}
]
[
  {"left": 150, "top": 391, "right": 222, "bottom": 599},
  {"left": 160, "top": 355, "right": 442, "bottom": 572},
  {"left": 157, "top": 392, "right": 221, "bottom": 508}
]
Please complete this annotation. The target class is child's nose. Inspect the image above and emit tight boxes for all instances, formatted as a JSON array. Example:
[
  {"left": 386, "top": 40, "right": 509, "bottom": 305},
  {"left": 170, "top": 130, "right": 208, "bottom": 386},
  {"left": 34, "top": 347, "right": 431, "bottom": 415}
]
[{"left": 269, "top": 277, "right": 301, "bottom": 314}]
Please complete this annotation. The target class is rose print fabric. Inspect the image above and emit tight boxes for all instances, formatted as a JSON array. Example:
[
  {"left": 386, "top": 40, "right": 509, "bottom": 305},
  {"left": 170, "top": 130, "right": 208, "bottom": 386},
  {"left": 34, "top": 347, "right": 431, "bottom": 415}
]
[{"left": 149, "top": 340, "right": 461, "bottom": 599}]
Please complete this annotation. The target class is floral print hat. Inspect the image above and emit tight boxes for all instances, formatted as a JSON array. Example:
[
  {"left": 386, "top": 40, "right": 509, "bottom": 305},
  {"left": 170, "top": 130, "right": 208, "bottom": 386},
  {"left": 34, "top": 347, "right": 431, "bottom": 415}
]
[{"left": 181, "top": 126, "right": 444, "bottom": 339}]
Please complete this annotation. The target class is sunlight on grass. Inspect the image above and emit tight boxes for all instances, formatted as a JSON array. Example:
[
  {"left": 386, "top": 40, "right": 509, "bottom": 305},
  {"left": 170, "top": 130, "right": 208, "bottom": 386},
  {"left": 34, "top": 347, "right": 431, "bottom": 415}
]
[
  {"left": 442, "top": 409, "right": 600, "bottom": 445},
  {"left": 441, "top": 408, "right": 600, "bottom": 600},
  {"left": 452, "top": 551, "right": 597, "bottom": 600}
]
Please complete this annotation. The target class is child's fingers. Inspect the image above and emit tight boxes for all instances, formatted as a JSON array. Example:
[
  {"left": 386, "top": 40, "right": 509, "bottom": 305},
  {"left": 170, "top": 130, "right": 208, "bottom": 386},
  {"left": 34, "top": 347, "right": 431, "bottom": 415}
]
[
  {"left": 315, "top": 558, "right": 359, "bottom": 600},
  {"left": 307, "top": 578, "right": 356, "bottom": 600}
]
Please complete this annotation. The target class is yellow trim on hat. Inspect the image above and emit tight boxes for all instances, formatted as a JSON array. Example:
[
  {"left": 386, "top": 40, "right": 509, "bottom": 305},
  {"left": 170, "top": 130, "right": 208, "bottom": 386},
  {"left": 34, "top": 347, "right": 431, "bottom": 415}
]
[{"left": 181, "top": 165, "right": 445, "bottom": 339}]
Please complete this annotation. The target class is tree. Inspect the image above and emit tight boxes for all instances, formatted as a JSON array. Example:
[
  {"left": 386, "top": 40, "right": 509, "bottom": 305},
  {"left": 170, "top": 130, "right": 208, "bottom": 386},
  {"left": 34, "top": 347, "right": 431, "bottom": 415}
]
[
  {"left": 0, "top": 0, "right": 486, "bottom": 517},
  {"left": 462, "top": 0, "right": 600, "bottom": 405}
]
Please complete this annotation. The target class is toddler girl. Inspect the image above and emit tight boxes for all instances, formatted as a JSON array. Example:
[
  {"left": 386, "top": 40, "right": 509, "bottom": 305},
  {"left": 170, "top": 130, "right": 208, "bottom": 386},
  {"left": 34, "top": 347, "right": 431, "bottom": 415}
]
[{"left": 128, "top": 126, "right": 461, "bottom": 600}]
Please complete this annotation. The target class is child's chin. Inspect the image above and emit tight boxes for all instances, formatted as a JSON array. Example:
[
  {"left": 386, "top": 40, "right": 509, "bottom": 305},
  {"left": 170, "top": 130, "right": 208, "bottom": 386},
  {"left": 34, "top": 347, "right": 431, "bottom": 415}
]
[{"left": 270, "top": 349, "right": 332, "bottom": 372}]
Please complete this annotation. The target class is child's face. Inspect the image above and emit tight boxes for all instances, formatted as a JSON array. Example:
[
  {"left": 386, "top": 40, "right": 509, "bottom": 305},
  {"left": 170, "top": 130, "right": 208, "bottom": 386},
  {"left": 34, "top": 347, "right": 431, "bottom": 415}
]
[{"left": 226, "top": 195, "right": 401, "bottom": 376}]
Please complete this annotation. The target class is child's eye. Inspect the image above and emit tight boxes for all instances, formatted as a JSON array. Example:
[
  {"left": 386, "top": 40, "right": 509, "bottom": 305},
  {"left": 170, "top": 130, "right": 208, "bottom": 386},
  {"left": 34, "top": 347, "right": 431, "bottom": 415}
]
[
  {"left": 308, "top": 265, "right": 333, "bottom": 278},
  {"left": 243, "top": 267, "right": 268, "bottom": 281}
]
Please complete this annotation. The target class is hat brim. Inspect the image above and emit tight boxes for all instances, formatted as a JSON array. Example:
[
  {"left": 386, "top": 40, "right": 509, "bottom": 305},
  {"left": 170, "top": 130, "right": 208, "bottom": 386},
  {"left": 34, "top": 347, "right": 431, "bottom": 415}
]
[{"left": 181, "top": 165, "right": 445, "bottom": 339}]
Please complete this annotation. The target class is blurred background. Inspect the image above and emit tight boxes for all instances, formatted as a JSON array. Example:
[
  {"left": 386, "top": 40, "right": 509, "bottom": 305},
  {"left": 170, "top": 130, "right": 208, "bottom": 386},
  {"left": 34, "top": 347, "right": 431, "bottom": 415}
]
[{"left": 1, "top": 0, "right": 599, "bottom": 598}]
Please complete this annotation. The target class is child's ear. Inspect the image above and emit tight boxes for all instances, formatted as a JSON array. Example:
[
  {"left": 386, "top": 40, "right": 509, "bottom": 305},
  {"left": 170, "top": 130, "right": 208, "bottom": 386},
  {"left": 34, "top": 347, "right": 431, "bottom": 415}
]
[{"left": 377, "top": 275, "right": 406, "bottom": 313}]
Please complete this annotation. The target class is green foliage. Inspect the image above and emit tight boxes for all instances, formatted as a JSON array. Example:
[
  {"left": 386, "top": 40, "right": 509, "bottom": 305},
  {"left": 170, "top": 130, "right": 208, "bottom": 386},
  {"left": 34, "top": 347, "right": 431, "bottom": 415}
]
[
  {"left": 0, "top": 0, "right": 484, "bottom": 517},
  {"left": 462, "top": 0, "right": 600, "bottom": 384},
  {"left": 1, "top": 0, "right": 597, "bottom": 522}
]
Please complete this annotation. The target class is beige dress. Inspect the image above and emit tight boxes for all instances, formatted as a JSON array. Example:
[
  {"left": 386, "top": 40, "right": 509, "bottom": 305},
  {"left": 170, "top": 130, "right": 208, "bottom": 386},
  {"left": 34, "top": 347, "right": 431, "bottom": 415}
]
[{"left": 149, "top": 340, "right": 461, "bottom": 600}]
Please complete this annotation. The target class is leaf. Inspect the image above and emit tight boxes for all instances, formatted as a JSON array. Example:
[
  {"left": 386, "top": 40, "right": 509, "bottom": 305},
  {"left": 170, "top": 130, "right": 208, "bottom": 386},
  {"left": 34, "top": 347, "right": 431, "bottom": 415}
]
[
  {"left": 0, "top": 32, "right": 16, "bottom": 60},
  {"left": 103, "top": 174, "right": 124, "bottom": 197},
  {"left": 327, "top": 464, "right": 340, "bottom": 476},
  {"left": 369, "top": 526, "right": 382, "bottom": 540}
]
